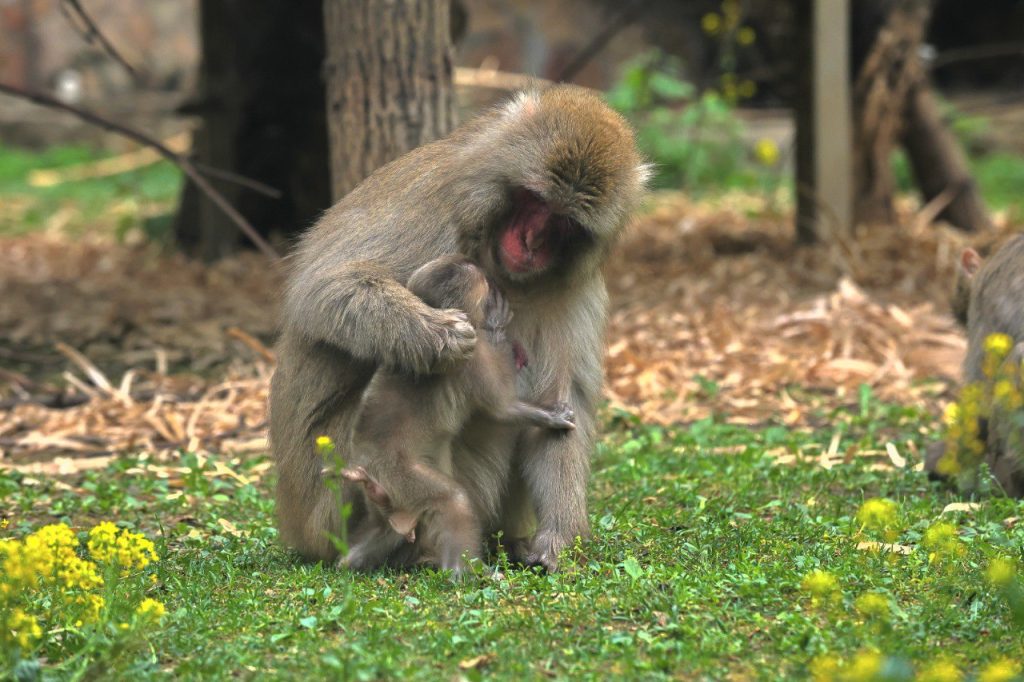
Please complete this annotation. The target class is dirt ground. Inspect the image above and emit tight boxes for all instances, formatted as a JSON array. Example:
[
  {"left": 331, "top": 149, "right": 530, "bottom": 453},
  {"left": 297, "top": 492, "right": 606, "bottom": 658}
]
[{"left": 1, "top": 193, "right": 1018, "bottom": 470}]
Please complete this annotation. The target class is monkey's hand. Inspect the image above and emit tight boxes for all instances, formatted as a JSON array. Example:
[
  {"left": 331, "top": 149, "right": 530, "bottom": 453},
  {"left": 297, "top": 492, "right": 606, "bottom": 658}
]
[
  {"left": 424, "top": 308, "right": 477, "bottom": 372},
  {"left": 482, "top": 286, "right": 512, "bottom": 342}
]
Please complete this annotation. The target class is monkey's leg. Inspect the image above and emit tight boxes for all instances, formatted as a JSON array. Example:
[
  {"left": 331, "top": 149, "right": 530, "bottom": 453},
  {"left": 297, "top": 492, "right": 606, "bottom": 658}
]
[
  {"left": 500, "top": 401, "right": 576, "bottom": 431},
  {"left": 517, "top": 386, "right": 594, "bottom": 573},
  {"left": 430, "top": 488, "right": 484, "bottom": 577},
  {"left": 286, "top": 261, "right": 476, "bottom": 374}
]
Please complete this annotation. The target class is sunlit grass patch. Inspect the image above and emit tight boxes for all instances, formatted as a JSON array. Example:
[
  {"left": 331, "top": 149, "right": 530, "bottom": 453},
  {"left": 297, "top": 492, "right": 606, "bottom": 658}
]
[{"left": 0, "top": 405, "right": 1021, "bottom": 679}]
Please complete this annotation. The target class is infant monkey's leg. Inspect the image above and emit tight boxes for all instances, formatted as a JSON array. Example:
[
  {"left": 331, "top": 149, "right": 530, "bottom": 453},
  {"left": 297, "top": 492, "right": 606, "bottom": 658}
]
[{"left": 343, "top": 462, "right": 483, "bottom": 575}]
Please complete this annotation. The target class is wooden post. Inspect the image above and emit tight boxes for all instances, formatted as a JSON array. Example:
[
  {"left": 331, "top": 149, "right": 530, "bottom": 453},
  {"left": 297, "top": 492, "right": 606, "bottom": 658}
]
[{"left": 795, "top": 0, "right": 853, "bottom": 243}]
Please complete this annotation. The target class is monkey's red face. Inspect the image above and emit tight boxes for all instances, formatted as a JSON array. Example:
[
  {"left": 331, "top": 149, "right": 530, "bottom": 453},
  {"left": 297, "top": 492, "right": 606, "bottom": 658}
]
[{"left": 497, "top": 189, "right": 572, "bottom": 276}]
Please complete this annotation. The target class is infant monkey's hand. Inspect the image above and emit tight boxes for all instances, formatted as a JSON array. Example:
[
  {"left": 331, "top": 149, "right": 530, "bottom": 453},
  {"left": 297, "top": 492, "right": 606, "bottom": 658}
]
[{"left": 543, "top": 402, "right": 576, "bottom": 431}]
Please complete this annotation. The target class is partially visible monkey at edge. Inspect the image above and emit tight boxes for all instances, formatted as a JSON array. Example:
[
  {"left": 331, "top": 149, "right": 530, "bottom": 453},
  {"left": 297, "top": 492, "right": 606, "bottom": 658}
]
[
  {"left": 926, "top": 235, "right": 1024, "bottom": 496},
  {"left": 270, "top": 85, "right": 649, "bottom": 571},
  {"left": 336, "top": 256, "right": 576, "bottom": 575}
]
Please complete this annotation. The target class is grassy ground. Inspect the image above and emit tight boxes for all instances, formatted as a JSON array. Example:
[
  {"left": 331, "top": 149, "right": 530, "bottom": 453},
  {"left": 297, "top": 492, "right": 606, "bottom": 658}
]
[
  {"left": 3, "top": 398, "right": 1022, "bottom": 680},
  {"left": 0, "top": 143, "right": 180, "bottom": 236}
]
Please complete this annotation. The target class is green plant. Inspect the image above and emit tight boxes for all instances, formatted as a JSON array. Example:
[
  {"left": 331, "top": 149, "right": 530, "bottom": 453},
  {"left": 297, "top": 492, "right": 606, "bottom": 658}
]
[{"left": 607, "top": 51, "right": 750, "bottom": 190}]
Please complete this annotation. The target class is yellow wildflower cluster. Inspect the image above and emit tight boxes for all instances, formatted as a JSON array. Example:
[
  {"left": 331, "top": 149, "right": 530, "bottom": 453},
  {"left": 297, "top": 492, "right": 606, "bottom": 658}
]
[
  {"left": 855, "top": 498, "right": 901, "bottom": 541},
  {"left": 941, "top": 333, "right": 1024, "bottom": 480},
  {"left": 801, "top": 569, "right": 841, "bottom": 607},
  {"left": 853, "top": 592, "right": 891, "bottom": 620},
  {"left": 136, "top": 598, "right": 167, "bottom": 622},
  {"left": 1, "top": 522, "right": 163, "bottom": 659},
  {"left": 699, "top": 0, "right": 759, "bottom": 105},
  {"left": 1, "top": 524, "right": 91, "bottom": 595},
  {"left": 917, "top": 658, "right": 963, "bottom": 682},
  {"left": 810, "top": 649, "right": 886, "bottom": 682},
  {"left": 985, "top": 557, "right": 1017, "bottom": 589},
  {"left": 87, "top": 522, "right": 158, "bottom": 573},
  {"left": 921, "top": 522, "right": 966, "bottom": 563},
  {"left": 4, "top": 609, "right": 42, "bottom": 652},
  {"left": 812, "top": 652, "right": 1015, "bottom": 682},
  {"left": 979, "top": 659, "right": 1022, "bottom": 682}
]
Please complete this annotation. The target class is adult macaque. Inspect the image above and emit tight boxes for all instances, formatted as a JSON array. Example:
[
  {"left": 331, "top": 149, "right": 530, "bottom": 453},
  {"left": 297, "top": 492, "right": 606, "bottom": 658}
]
[
  {"left": 927, "top": 236, "right": 1024, "bottom": 496},
  {"left": 270, "top": 85, "right": 649, "bottom": 570},
  {"left": 336, "top": 256, "right": 575, "bottom": 575}
]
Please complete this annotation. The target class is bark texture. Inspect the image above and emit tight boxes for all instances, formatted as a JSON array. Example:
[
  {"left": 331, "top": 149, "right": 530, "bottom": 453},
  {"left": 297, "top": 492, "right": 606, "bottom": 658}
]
[
  {"left": 322, "top": 0, "right": 456, "bottom": 201},
  {"left": 852, "top": 0, "right": 991, "bottom": 231}
]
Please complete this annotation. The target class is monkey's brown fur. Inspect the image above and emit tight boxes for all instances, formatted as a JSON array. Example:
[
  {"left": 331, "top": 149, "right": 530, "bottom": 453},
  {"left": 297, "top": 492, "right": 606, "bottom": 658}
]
[
  {"left": 338, "top": 256, "right": 575, "bottom": 574},
  {"left": 927, "top": 235, "right": 1024, "bottom": 496},
  {"left": 270, "top": 85, "right": 648, "bottom": 569}
]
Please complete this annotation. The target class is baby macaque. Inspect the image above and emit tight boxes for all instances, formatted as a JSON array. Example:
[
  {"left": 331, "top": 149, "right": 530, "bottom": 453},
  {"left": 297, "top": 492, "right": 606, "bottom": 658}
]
[
  {"left": 337, "top": 256, "right": 576, "bottom": 574},
  {"left": 927, "top": 236, "right": 1024, "bottom": 496}
]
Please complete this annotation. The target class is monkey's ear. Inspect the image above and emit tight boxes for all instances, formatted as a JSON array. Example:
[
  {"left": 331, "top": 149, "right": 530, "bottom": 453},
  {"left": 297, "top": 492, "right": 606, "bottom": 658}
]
[
  {"left": 341, "top": 467, "right": 391, "bottom": 508},
  {"left": 960, "top": 248, "right": 983, "bottom": 277},
  {"left": 388, "top": 511, "right": 418, "bottom": 542}
]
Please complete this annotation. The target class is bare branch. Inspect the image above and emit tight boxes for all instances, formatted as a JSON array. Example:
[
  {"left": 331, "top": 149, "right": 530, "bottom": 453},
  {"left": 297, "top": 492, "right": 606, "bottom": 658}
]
[
  {"left": 59, "top": 0, "right": 141, "bottom": 83},
  {"left": 556, "top": 0, "right": 651, "bottom": 83},
  {"left": 0, "top": 82, "right": 281, "bottom": 261},
  {"left": 193, "top": 162, "right": 283, "bottom": 199}
]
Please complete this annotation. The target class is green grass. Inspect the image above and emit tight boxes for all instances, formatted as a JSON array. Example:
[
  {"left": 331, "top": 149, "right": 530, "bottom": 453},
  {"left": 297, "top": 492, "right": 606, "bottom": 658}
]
[
  {"left": 3, "top": 399, "right": 1022, "bottom": 680},
  {"left": 0, "top": 143, "right": 181, "bottom": 236}
]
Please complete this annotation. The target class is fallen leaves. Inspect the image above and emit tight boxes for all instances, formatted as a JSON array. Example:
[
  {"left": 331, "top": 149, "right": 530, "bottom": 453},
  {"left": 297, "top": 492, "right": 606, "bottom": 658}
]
[
  {"left": 856, "top": 541, "right": 915, "bottom": 555},
  {"left": 1, "top": 195, "right": 1018, "bottom": 468}
]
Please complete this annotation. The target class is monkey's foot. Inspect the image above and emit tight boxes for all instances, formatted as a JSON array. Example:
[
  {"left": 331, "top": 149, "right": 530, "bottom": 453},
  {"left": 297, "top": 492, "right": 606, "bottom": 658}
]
[{"left": 523, "top": 530, "right": 576, "bottom": 573}]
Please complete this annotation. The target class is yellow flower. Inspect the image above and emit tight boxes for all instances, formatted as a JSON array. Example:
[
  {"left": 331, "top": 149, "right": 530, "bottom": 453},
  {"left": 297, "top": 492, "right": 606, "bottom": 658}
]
[
  {"left": 856, "top": 498, "right": 899, "bottom": 531},
  {"left": 738, "top": 80, "right": 757, "bottom": 99},
  {"left": 721, "top": 0, "right": 741, "bottom": 28},
  {"left": 808, "top": 654, "right": 840, "bottom": 682},
  {"left": 5, "top": 608, "right": 42, "bottom": 651},
  {"left": 315, "top": 435, "right": 333, "bottom": 448},
  {"left": 984, "top": 333, "right": 1013, "bottom": 358},
  {"left": 845, "top": 649, "right": 883, "bottom": 681},
  {"left": 922, "top": 522, "right": 965, "bottom": 560},
  {"left": 985, "top": 557, "right": 1016, "bottom": 588},
  {"left": 56, "top": 554, "right": 104, "bottom": 591},
  {"left": 854, "top": 592, "right": 891, "bottom": 619},
  {"left": 701, "top": 12, "right": 722, "bottom": 35},
  {"left": 737, "top": 26, "right": 756, "bottom": 45},
  {"left": 136, "top": 598, "right": 166, "bottom": 621},
  {"left": 978, "top": 658, "right": 1022, "bottom": 682},
  {"left": 800, "top": 569, "right": 840, "bottom": 606},
  {"left": 801, "top": 569, "right": 838, "bottom": 595},
  {"left": 754, "top": 138, "right": 779, "bottom": 167},
  {"left": 942, "top": 402, "right": 961, "bottom": 427},
  {"left": 1, "top": 517, "right": 8, "bottom": 529},
  {"left": 87, "top": 523, "right": 159, "bottom": 572},
  {"left": 74, "top": 594, "right": 105, "bottom": 625},
  {"left": 917, "top": 659, "right": 962, "bottom": 682}
]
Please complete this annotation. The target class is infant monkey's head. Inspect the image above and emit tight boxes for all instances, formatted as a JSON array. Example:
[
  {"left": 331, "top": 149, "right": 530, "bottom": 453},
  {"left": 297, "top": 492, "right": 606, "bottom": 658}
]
[{"left": 407, "top": 256, "right": 503, "bottom": 330}]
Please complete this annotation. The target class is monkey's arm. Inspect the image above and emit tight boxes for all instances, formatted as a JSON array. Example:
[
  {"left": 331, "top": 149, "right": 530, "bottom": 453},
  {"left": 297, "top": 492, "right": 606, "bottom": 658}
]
[{"left": 285, "top": 260, "right": 476, "bottom": 374}]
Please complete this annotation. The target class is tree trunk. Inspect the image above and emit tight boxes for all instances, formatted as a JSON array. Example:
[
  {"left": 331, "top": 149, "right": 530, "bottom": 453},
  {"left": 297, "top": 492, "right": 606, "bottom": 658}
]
[
  {"left": 851, "top": 0, "right": 991, "bottom": 231},
  {"left": 901, "top": 80, "right": 992, "bottom": 231},
  {"left": 174, "top": 1, "right": 331, "bottom": 261},
  {"left": 851, "top": 0, "right": 928, "bottom": 225},
  {"left": 322, "top": 0, "right": 456, "bottom": 202}
]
